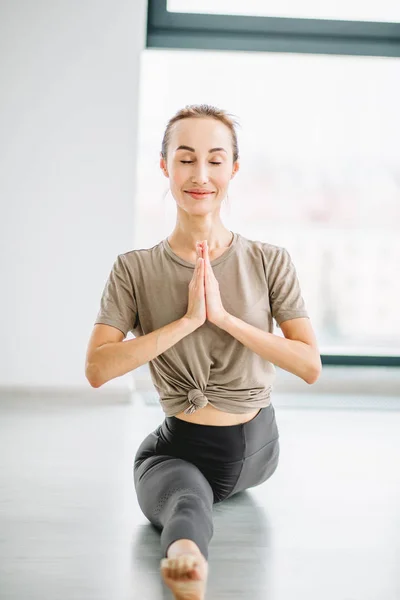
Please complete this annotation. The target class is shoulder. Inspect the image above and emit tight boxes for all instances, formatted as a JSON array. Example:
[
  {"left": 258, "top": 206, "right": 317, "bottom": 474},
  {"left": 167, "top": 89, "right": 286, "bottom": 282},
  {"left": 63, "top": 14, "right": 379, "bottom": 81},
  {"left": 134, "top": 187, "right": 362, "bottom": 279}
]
[
  {"left": 236, "top": 234, "right": 296, "bottom": 285},
  {"left": 118, "top": 239, "right": 164, "bottom": 266},
  {"left": 237, "top": 232, "right": 283, "bottom": 263}
]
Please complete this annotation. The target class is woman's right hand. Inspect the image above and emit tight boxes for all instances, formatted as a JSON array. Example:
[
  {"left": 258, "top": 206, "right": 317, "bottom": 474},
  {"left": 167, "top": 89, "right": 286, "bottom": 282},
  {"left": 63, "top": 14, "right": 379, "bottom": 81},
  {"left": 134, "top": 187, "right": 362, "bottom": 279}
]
[{"left": 184, "top": 245, "right": 206, "bottom": 327}]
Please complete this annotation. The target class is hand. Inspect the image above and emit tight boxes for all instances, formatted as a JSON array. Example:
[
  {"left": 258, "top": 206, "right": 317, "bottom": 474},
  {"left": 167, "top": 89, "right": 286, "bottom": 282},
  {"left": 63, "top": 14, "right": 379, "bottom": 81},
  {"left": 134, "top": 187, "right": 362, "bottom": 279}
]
[{"left": 196, "top": 240, "right": 229, "bottom": 327}]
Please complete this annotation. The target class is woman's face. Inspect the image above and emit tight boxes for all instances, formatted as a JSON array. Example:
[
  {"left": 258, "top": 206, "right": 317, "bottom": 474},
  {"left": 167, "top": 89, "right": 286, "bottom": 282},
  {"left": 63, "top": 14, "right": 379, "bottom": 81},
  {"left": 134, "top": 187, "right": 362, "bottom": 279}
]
[{"left": 160, "top": 117, "right": 239, "bottom": 213}]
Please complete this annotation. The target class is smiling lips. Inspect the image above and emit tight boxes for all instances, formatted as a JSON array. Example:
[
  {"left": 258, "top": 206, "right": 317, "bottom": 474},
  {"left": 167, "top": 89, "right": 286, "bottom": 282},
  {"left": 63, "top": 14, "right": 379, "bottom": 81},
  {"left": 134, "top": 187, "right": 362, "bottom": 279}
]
[{"left": 185, "top": 190, "right": 215, "bottom": 197}]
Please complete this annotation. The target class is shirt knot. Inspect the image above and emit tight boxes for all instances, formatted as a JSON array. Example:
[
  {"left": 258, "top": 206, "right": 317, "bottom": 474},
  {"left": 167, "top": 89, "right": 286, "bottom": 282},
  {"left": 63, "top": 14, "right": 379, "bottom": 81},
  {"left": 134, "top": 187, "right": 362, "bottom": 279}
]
[{"left": 184, "top": 388, "right": 208, "bottom": 415}]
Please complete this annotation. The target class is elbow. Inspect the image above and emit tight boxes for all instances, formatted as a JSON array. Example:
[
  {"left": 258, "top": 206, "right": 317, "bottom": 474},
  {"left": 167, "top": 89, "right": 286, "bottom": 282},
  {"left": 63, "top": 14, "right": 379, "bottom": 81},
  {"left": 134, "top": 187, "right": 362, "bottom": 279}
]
[
  {"left": 305, "top": 362, "right": 322, "bottom": 385},
  {"left": 88, "top": 378, "right": 102, "bottom": 389},
  {"left": 85, "top": 363, "right": 103, "bottom": 388}
]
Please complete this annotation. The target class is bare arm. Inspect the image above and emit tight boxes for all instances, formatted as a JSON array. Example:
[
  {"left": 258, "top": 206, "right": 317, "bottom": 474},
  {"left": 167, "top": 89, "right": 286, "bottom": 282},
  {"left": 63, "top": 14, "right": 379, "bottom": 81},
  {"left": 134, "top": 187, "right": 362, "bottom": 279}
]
[
  {"left": 218, "top": 313, "right": 321, "bottom": 384},
  {"left": 86, "top": 317, "right": 200, "bottom": 388}
]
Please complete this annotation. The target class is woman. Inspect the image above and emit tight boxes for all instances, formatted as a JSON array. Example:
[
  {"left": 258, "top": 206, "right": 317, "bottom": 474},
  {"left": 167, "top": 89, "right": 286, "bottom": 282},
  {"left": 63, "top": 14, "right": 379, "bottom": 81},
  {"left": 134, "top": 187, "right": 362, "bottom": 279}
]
[{"left": 86, "top": 104, "right": 321, "bottom": 600}]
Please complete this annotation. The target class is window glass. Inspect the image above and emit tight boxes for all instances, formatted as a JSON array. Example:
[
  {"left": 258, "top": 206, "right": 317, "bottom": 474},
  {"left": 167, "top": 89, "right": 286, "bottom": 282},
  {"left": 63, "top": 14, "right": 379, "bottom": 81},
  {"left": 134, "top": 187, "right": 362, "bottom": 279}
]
[{"left": 136, "top": 49, "right": 400, "bottom": 356}]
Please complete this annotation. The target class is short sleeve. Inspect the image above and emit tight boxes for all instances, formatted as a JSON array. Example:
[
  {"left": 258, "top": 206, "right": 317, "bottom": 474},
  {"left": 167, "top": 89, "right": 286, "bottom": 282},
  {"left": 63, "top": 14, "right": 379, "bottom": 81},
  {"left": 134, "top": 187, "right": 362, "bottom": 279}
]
[
  {"left": 268, "top": 246, "right": 309, "bottom": 329},
  {"left": 94, "top": 254, "right": 137, "bottom": 337}
]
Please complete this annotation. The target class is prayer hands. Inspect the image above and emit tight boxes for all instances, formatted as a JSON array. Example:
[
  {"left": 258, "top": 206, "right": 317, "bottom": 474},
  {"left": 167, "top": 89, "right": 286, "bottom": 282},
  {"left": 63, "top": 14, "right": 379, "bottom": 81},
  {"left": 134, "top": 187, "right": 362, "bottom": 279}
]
[{"left": 196, "top": 240, "right": 229, "bottom": 328}]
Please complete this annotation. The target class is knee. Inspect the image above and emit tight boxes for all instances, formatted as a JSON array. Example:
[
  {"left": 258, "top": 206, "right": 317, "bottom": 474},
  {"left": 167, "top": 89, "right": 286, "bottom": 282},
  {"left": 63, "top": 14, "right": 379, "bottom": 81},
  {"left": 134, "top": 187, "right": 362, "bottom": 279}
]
[
  {"left": 172, "top": 493, "right": 202, "bottom": 513},
  {"left": 168, "top": 492, "right": 213, "bottom": 527}
]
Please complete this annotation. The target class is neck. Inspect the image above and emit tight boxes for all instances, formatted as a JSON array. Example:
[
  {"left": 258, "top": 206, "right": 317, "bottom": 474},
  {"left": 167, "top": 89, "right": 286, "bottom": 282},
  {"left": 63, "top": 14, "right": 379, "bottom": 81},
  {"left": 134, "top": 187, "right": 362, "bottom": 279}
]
[{"left": 168, "top": 226, "right": 233, "bottom": 253}]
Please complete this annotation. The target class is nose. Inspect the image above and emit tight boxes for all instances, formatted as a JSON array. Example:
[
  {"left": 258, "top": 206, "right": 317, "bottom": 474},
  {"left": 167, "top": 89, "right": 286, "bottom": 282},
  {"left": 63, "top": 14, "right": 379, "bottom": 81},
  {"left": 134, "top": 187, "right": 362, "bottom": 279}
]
[{"left": 191, "top": 162, "right": 210, "bottom": 184}]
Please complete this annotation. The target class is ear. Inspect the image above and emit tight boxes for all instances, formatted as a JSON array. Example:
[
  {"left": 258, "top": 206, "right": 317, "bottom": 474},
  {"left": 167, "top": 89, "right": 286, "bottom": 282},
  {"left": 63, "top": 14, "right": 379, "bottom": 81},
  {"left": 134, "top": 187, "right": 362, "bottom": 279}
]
[
  {"left": 231, "top": 161, "right": 240, "bottom": 179},
  {"left": 160, "top": 155, "right": 169, "bottom": 178}
]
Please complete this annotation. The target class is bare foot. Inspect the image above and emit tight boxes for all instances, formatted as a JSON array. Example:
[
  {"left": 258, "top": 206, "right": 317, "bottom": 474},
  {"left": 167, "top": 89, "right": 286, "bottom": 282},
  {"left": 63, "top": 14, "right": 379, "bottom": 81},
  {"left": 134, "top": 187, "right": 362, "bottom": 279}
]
[{"left": 160, "top": 552, "right": 208, "bottom": 600}]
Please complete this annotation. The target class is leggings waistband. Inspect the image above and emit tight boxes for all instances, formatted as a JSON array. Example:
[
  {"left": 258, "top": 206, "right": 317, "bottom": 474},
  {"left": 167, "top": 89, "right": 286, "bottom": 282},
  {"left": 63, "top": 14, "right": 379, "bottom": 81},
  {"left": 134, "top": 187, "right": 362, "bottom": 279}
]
[{"left": 158, "top": 403, "right": 278, "bottom": 463}]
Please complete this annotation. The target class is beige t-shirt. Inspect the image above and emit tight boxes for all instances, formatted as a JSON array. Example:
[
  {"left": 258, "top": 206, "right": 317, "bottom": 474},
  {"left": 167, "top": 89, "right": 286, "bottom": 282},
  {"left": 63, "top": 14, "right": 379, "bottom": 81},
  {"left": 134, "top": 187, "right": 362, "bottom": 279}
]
[{"left": 94, "top": 231, "right": 309, "bottom": 416}]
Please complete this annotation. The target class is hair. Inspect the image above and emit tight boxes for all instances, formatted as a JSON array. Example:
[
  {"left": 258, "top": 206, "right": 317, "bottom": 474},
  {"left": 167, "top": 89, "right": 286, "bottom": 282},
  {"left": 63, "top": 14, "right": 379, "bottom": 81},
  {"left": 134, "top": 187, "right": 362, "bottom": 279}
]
[{"left": 160, "top": 104, "right": 241, "bottom": 164}]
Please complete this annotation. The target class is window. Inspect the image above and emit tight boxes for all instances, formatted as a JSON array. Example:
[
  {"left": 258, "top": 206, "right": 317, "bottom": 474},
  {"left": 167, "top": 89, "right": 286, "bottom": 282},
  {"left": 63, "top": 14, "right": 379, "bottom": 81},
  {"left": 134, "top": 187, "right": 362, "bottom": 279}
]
[{"left": 141, "top": 1, "right": 400, "bottom": 365}]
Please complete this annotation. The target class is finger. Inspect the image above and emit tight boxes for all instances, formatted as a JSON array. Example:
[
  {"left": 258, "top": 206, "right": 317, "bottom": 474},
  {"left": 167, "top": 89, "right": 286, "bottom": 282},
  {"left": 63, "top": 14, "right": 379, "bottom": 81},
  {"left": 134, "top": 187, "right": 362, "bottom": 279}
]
[
  {"left": 204, "top": 241, "right": 210, "bottom": 263},
  {"left": 203, "top": 243, "right": 210, "bottom": 267}
]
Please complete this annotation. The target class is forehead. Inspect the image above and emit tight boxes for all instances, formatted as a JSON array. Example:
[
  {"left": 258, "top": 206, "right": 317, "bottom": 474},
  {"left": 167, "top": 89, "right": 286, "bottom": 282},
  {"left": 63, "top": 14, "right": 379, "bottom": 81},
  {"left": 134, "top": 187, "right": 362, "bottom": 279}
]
[{"left": 170, "top": 118, "right": 231, "bottom": 149}]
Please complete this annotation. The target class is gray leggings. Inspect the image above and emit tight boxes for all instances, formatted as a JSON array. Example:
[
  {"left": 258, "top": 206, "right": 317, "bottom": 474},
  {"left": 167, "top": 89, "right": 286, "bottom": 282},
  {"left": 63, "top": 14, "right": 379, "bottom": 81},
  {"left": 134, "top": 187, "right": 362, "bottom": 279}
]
[{"left": 133, "top": 403, "right": 280, "bottom": 559}]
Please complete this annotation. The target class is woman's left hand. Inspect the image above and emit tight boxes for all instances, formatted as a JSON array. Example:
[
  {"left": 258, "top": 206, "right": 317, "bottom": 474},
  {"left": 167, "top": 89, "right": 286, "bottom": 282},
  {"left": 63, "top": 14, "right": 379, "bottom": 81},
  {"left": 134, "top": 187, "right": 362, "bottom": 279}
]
[{"left": 196, "top": 240, "right": 229, "bottom": 328}]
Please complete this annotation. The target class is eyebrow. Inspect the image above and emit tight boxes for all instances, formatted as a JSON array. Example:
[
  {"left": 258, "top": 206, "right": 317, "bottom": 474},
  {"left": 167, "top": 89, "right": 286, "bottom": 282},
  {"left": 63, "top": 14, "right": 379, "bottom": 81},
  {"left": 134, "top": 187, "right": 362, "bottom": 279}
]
[{"left": 175, "top": 145, "right": 227, "bottom": 154}]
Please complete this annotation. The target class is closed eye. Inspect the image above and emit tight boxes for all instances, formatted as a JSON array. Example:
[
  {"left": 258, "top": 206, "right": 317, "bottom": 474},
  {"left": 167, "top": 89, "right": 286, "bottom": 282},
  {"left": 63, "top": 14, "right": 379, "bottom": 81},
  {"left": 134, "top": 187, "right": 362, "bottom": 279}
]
[{"left": 180, "top": 161, "right": 222, "bottom": 165}]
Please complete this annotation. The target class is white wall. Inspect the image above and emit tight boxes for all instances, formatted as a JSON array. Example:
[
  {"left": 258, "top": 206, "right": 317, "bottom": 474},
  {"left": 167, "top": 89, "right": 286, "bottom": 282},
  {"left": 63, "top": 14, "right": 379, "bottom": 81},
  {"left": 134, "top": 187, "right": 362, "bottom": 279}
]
[{"left": 0, "top": 0, "right": 147, "bottom": 390}]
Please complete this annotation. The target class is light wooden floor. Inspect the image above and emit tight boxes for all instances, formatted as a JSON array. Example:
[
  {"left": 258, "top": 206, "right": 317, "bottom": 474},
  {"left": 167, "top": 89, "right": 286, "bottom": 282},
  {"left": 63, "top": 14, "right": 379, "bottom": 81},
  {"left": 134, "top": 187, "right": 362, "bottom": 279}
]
[{"left": 0, "top": 392, "right": 399, "bottom": 599}]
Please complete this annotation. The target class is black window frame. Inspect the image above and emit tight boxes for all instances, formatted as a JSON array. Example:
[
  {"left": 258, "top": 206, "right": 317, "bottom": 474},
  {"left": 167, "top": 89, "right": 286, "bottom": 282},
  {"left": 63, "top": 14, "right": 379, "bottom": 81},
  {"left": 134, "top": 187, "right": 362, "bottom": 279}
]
[{"left": 147, "top": 0, "right": 400, "bottom": 57}]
